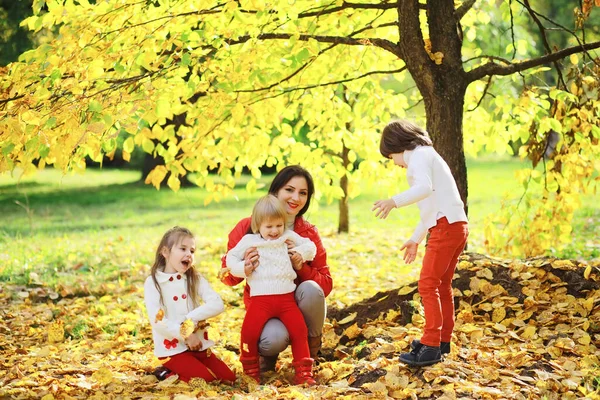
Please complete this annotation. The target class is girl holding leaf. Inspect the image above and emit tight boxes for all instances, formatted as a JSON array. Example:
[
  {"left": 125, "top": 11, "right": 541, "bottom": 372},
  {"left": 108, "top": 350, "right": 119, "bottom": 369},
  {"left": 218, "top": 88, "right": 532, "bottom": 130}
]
[{"left": 144, "top": 226, "right": 235, "bottom": 383}]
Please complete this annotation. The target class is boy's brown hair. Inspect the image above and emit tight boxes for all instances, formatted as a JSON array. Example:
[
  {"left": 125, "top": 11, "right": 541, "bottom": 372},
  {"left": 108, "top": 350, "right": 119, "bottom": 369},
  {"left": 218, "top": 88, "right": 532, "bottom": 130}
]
[{"left": 380, "top": 120, "right": 433, "bottom": 159}]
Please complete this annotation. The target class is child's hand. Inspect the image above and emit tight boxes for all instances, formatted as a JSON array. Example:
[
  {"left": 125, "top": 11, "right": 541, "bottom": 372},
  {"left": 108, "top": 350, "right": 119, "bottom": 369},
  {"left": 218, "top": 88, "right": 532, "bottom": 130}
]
[
  {"left": 244, "top": 247, "right": 259, "bottom": 266},
  {"left": 400, "top": 240, "right": 418, "bottom": 263},
  {"left": 185, "top": 332, "right": 203, "bottom": 351},
  {"left": 244, "top": 262, "right": 257, "bottom": 276},
  {"left": 285, "top": 239, "right": 295, "bottom": 250},
  {"left": 372, "top": 199, "right": 396, "bottom": 219},
  {"left": 289, "top": 250, "right": 303, "bottom": 271}
]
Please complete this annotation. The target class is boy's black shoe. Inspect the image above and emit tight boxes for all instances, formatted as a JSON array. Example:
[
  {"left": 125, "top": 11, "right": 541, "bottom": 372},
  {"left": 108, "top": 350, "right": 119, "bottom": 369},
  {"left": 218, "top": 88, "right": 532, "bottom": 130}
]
[
  {"left": 152, "top": 366, "right": 171, "bottom": 381},
  {"left": 399, "top": 343, "right": 441, "bottom": 367},
  {"left": 410, "top": 340, "right": 451, "bottom": 355}
]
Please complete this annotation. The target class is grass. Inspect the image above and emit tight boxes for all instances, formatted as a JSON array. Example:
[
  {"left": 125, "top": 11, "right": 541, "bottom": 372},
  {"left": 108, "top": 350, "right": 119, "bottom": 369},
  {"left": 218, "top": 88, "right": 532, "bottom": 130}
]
[{"left": 0, "top": 157, "right": 598, "bottom": 306}]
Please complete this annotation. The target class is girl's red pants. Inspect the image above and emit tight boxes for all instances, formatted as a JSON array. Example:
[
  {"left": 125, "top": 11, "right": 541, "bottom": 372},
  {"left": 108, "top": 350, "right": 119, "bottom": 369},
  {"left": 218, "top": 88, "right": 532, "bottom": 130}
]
[{"left": 162, "top": 349, "right": 235, "bottom": 383}]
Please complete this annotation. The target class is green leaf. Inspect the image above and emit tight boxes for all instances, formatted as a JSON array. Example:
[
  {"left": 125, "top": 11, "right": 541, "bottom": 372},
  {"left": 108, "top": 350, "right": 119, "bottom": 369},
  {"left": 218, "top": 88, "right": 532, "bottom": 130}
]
[
  {"left": 2, "top": 143, "right": 15, "bottom": 156},
  {"left": 123, "top": 137, "right": 134, "bottom": 153},
  {"left": 88, "top": 100, "right": 103, "bottom": 113}
]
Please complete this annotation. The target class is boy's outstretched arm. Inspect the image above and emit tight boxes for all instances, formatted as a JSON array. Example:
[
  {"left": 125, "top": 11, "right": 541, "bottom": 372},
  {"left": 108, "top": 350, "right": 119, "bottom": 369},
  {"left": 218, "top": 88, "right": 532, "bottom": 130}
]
[{"left": 372, "top": 199, "right": 396, "bottom": 219}]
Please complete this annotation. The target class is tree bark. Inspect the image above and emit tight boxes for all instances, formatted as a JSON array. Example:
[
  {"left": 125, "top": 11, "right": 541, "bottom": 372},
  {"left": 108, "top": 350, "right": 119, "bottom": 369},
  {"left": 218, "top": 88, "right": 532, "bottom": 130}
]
[
  {"left": 397, "top": 0, "right": 470, "bottom": 212},
  {"left": 338, "top": 144, "right": 350, "bottom": 233},
  {"left": 423, "top": 81, "right": 469, "bottom": 212}
]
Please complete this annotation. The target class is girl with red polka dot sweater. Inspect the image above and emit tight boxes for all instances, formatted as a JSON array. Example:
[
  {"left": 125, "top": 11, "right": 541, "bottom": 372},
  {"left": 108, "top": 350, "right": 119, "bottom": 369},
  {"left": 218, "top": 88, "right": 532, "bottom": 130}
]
[{"left": 144, "top": 226, "right": 235, "bottom": 383}]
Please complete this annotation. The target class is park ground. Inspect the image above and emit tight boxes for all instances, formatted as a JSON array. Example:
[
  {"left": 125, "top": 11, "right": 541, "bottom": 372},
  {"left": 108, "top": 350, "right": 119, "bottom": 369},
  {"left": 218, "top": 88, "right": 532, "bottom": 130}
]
[{"left": 1, "top": 157, "right": 600, "bottom": 399}]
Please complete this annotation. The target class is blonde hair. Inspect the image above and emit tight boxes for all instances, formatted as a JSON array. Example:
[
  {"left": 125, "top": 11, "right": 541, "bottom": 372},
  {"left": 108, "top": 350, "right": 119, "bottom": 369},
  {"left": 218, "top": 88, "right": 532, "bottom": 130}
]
[
  {"left": 250, "top": 195, "right": 287, "bottom": 234},
  {"left": 151, "top": 226, "right": 201, "bottom": 309}
]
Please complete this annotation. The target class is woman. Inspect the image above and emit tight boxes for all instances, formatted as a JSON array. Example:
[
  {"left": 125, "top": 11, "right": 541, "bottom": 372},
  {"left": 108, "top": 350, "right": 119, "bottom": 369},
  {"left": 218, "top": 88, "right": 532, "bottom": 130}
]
[{"left": 220, "top": 165, "right": 333, "bottom": 372}]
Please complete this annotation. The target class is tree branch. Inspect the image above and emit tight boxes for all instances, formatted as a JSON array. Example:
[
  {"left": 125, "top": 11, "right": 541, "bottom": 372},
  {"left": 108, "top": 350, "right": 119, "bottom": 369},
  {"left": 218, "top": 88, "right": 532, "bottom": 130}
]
[
  {"left": 467, "top": 75, "right": 492, "bottom": 112},
  {"left": 245, "top": 67, "right": 407, "bottom": 107},
  {"left": 522, "top": 0, "right": 566, "bottom": 89},
  {"left": 455, "top": 0, "right": 477, "bottom": 21},
  {"left": 515, "top": 0, "right": 598, "bottom": 64},
  {"left": 227, "top": 33, "right": 401, "bottom": 58},
  {"left": 466, "top": 40, "right": 600, "bottom": 82},
  {"left": 296, "top": 1, "right": 406, "bottom": 18}
]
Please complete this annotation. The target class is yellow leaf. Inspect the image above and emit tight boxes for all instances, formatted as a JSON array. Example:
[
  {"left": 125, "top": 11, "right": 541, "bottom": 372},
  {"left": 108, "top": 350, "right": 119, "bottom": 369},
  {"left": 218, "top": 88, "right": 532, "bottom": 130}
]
[
  {"left": 231, "top": 103, "right": 245, "bottom": 122},
  {"left": 520, "top": 325, "right": 536, "bottom": 339},
  {"left": 167, "top": 174, "right": 181, "bottom": 192},
  {"left": 48, "top": 320, "right": 64, "bottom": 343},
  {"left": 569, "top": 54, "right": 579, "bottom": 65},
  {"left": 155, "top": 309, "right": 165, "bottom": 323},
  {"left": 551, "top": 259, "right": 575, "bottom": 270},
  {"left": 337, "top": 312, "right": 357, "bottom": 325},
  {"left": 582, "top": 297, "right": 594, "bottom": 312},
  {"left": 145, "top": 165, "right": 168, "bottom": 189},
  {"left": 180, "top": 319, "right": 194, "bottom": 339},
  {"left": 92, "top": 367, "right": 114, "bottom": 386},
  {"left": 492, "top": 306, "right": 506, "bottom": 322},
  {"left": 343, "top": 323, "right": 361, "bottom": 339},
  {"left": 584, "top": 265, "right": 592, "bottom": 279},
  {"left": 397, "top": 286, "right": 416, "bottom": 295},
  {"left": 246, "top": 178, "right": 257, "bottom": 194}
]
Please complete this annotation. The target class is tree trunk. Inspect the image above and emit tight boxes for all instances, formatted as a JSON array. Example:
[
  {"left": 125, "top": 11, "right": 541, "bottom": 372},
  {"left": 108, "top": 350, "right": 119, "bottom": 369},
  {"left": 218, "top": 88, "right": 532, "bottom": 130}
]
[
  {"left": 338, "top": 144, "right": 350, "bottom": 233},
  {"left": 398, "top": 0, "right": 470, "bottom": 214},
  {"left": 423, "top": 83, "right": 469, "bottom": 214}
]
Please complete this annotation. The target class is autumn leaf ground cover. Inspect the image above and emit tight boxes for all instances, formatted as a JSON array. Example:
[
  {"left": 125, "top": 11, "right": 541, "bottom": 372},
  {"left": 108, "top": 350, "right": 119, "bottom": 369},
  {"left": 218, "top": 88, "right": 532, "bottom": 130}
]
[{"left": 1, "top": 157, "right": 599, "bottom": 399}]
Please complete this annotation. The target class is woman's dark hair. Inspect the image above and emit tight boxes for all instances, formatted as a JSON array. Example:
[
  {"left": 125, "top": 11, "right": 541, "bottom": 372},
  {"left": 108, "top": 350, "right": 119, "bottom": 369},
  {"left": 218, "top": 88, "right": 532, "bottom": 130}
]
[
  {"left": 268, "top": 165, "right": 315, "bottom": 217},
  {"left": 379, "top": 120, "right": 433, "bottom": 158}
]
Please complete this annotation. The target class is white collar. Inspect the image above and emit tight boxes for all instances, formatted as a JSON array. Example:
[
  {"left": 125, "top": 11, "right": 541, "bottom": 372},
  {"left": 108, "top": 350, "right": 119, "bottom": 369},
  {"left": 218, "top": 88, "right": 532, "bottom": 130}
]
[
  {"left": 155, "top": 269, "right": 186, "bottom": 283},
  {"left": 404, "top": 148, "right": 415, "bottom": 165}
]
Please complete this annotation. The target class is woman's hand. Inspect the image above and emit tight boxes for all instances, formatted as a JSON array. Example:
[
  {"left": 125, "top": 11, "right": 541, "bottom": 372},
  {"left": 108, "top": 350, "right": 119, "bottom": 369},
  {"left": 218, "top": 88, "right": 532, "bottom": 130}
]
[
  {"left": 289, "top": 250, "right": 304, "bottom": 271},
  {"left": 372, "top": 199, "right": 396, "bottom": 219},
  {"left": 185, "top": 332, "right": 203, "bottom": 351},
  {"left": 244, "top": 246, "right": 259, "bottom": 276},
  {"left": 400, "top": 240, "right": 418, "bottom": 264}
]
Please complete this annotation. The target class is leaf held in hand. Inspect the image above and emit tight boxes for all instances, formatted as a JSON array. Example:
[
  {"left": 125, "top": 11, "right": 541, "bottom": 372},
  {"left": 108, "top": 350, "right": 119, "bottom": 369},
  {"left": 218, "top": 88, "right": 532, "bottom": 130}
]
[
  {"left": 155, "top": 309, "right": 164, "bottom": 323},
  {"left": 180, "top": 319, "right": 194, "bottom": 339}
]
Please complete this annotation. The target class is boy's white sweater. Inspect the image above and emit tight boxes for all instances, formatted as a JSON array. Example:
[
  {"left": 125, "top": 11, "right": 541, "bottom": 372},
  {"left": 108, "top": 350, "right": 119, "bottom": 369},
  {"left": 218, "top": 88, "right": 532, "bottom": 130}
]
[
  {"left": 392, "top": 146, "right": 468, "bottom": 244},
  {"left": 226, "top": 230, "right": 316, "bottom": 297},
  {"left": 144, "top": 270, "right": 224, "bottom": 357}
]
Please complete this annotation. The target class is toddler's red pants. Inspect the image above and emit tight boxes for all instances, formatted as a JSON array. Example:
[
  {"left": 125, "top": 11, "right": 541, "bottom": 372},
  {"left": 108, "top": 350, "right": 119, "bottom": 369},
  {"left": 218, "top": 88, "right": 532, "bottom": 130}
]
[
  {"left": 419, "top": 217, "right": 469, "bottom": 347},
  {"left": 241, "top": 292, "right": 309, "bottom": 361}
]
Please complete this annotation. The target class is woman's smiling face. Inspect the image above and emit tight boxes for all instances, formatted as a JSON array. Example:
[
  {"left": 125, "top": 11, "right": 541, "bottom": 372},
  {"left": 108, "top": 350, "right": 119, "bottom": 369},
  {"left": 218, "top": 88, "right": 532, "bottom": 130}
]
[{"left": 276, "top": 176, "right": 309, "bottom": 217}]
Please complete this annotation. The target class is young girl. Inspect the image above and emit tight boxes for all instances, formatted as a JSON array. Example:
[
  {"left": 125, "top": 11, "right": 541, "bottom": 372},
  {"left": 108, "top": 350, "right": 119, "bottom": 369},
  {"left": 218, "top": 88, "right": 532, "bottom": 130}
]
[
  {"left": 226, "top": 195, "right": 317, "bottom": 385},
  {"left": 372, "top": 120, "right": 469, "bottom": 367},
  {"left": 144, "top": 226, "right": 236, "bottom": 383}
]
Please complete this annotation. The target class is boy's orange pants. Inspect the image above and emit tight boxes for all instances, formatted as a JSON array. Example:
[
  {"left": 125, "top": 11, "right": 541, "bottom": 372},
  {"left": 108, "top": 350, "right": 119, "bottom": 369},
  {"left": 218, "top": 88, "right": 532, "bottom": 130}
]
[{"left": 418, "top": 217, "right": 469, "bottom": 347}]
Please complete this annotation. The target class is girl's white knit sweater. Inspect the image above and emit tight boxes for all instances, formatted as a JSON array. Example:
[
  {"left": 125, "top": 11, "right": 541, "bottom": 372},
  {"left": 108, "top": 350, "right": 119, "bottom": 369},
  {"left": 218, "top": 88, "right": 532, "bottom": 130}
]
[
  {"left": 226, "top": 230, "right": 316, "bottom": 297},
  {"left": 144, "top": 270, "right": 224, "bottom": 358}
]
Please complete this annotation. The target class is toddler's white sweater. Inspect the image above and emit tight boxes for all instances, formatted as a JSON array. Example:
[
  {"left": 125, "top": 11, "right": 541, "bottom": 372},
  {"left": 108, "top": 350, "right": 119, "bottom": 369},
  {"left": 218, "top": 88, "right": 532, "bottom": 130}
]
[{"left": 226, "top": 230, "right": 316, "bottom": 296}]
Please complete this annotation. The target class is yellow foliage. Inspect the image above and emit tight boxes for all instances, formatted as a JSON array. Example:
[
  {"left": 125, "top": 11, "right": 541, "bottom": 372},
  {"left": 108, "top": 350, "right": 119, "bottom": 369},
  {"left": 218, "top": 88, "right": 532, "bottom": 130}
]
[{"left": 47, "top": 320, "right": 64, "bottom": 344}]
